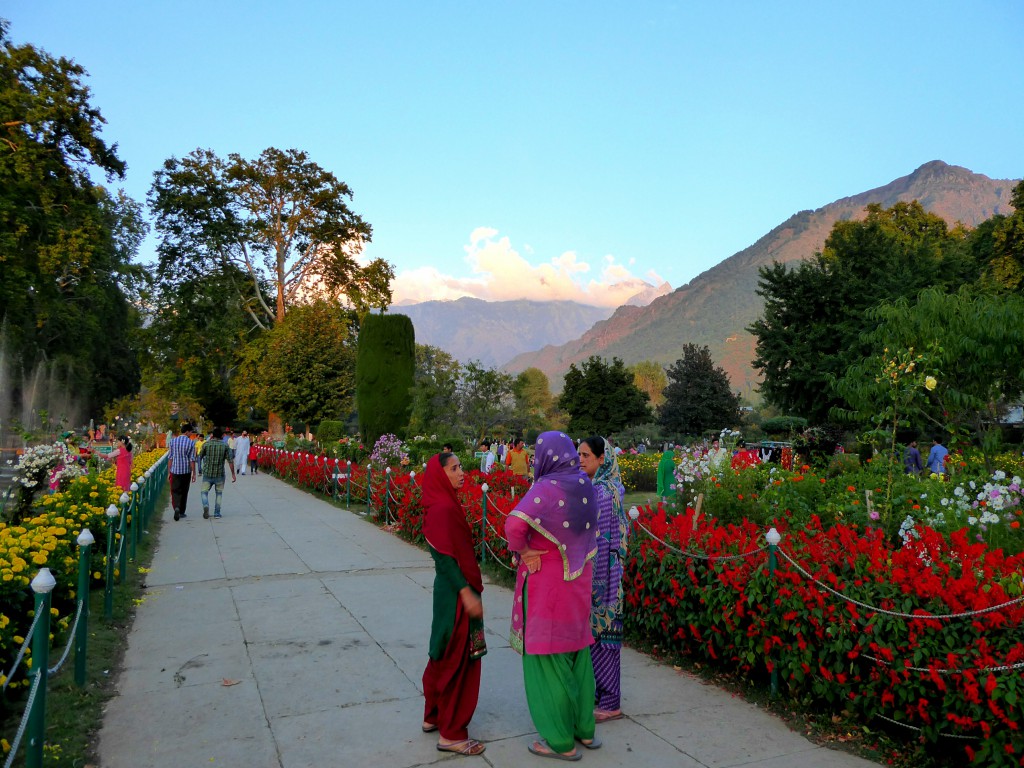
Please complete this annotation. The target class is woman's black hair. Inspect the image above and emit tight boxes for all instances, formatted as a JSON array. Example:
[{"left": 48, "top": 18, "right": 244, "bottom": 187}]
[
  {"left": 119, "top": 434, "right": 133, "bottom": 454},
  {"left": 580, "top": 436, "right": 605, "bottom": 458},
  {"left": 438, "top": 451, "right": 456, "bottom": 468}
]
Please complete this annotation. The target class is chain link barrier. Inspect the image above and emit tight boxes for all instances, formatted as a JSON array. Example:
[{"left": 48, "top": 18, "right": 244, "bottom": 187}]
[
  {"left": 3, "top": 670, "right": 42, "bottom": 768},
  {"left": 874, "top": 712, "right": 978, "bottom": 741},
  {"left": 776, "top": 546, "right": 1024, "bottom": 619},
  {"left": 47, "top": 599, "right": 84, "bottom": 676},
  {"left": 2, "top": 608, "right": 44, "bottom": 691}
]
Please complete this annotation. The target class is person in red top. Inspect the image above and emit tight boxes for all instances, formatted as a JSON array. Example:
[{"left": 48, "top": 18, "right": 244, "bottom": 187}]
[
  {"left": 420, "top": 452, "right": 487, "bottom": 757},
  {"left": 730, "top": 441, "right": 760, "bottom": 470}
]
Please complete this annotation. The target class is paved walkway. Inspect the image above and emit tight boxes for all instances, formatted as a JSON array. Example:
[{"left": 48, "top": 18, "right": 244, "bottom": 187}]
[{"left": 98, "top": 471, "right": 879, "bottom": 768}]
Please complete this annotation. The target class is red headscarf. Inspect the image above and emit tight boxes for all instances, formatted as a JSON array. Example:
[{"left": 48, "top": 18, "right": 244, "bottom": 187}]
[{"left": 421, "top": 454, "right": 483, "bottom": 594}]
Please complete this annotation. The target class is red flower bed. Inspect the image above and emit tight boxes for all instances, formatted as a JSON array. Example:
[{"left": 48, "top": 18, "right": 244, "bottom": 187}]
[
  {"left": 625, "top": 504, "right": 1024, "bottom": 765},
  {"left": 252, "top": 445, "right": 528, "bottom": 565}
]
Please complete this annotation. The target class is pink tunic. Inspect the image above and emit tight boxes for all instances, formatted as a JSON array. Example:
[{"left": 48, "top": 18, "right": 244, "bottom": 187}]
[
  {"left": 114, "top": 449, "right": 133, "bottom": 491},
  {"left": 506, "top": 514, "right": 594, "bottom": 656}
]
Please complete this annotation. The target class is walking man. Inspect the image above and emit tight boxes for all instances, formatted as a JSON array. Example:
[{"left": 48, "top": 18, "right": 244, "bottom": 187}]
[
  {"left": 199, "top": 426, "right": 236, "bottom": 518},
  {"left": 234, "top": 430, "right": 251, "bottom": 476},
  {"left": 167, "top": 423, "right": 197, "bottom": 521}
]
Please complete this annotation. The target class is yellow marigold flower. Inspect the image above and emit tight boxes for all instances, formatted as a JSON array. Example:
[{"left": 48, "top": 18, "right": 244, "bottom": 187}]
[
  {"left": 92, "top": 571, "right": 102, "bottom": 580},
  {"left": 31, "top": 553, "right": 47, "bottom": 565}
]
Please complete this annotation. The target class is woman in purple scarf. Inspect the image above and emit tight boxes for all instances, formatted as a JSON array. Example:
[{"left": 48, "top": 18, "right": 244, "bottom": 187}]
[{"left": 505, "top": 431, "right": 600, "bottom": 760}]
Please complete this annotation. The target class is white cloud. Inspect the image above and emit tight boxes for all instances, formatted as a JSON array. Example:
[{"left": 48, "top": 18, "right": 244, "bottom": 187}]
[{"left": 391, "top": 229, "right": 665, "bottom": 307}]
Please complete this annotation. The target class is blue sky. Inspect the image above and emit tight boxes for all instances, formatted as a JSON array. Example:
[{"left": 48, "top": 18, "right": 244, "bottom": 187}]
[{"left": 6, "top": 1, "right": 1023, "bottom": 306}]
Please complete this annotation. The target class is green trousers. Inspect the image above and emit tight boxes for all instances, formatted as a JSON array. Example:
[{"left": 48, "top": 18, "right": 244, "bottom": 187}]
[{"left": 522, "top": 617, "right": 597, "bottom": 755}]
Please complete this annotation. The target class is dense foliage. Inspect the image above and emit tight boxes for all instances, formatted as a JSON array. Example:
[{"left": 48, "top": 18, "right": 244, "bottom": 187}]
[
  {"left": 355, "top": 313, "right": 415, "bottom": 446},
  {"left": 750, "top": 201, "right": 984, "bottom": 423},
  {"left": 658, "top": 343, "right": 740, "bottom": 438},
  {"left": 149, "top": 146, "right": 392, "bottom": 327},
  {"left": 558, "top": 356, "right": 651, "bottom": 436},
  {"left": 0, "top": 23, "right": 146, "bottom": 415}
]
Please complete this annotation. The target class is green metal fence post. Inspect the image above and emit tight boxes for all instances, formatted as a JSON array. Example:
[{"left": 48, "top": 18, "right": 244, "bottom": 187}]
[
  {"left": 26, "top": 568, "right": 56, "bottom": 768},
  {"left": 103, "top": 504, "right": 118, "bottom": 620},
  {"left": 480, "top": 483, "right": 489, "bottom": 563},
  {"left": 384, "top": 468, "right": 391, "bottom": 524},
  {"left": 74, "top": 529, "right": 94, "bottom": 687},
  {"left": 130, "top": 480, "right": 141, "bottom": 562},
  {"left": 766, "top": 526, "right": 781, "bottom": 698},
  {"left": 366, "top": 464, "right": 372, "bottom": 516},
  {"left": 346, "top": 461, "right": 352, "bottom": 507}
]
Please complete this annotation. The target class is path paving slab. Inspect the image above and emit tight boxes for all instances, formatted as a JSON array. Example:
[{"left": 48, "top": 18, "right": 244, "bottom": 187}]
[{"left": 98, "top": 471, "right": 881, "bottom": 768}]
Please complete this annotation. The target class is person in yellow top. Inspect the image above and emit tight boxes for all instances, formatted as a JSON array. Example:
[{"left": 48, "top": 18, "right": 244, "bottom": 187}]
[
  {"left": 506, "top": 438, "right": 530, "bottom": 478},
  {"left": 194, "top": 432, "right": 206, "bottom": 475}
]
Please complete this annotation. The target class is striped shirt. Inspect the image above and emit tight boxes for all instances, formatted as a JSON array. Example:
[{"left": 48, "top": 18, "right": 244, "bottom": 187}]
[{"left": 168, "top": 435, "right": 196, "bottom": 475}]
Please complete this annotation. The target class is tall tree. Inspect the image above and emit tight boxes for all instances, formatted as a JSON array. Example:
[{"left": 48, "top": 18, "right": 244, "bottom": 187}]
[
  {"left": 235, "top": 300, "right": 358, "bottom": 432},
  {"left": 355, "top": 313, "right": 415, "bottom": 446},
  {"left": 558, "top": 356, "right": 650, "bottom": 437},
  {"left": 629, "top": 360, "right": 668, "bottom": 407},
  {"left": 750, "top": 201, "right": 976, "bottom": 422},
  {"left": 408, "top": 344, "right": 463, "bottom": 437},
  {"left": 658, "top": 344, "right": 740, "bottom": 438},
  {"left": 149, "top": 146, "right": 394, "bottom": 327},
  {"left": 511, "top": 367, "right": 555, "bottom": 435},
  {"left": 0, "top": 22, "right": 145, "bottom": 416},
  {"left": 833, "top": 287, "right": 1024, "bottom": 467},
  {"left": 458, "top": 361, "right": 516, "bottom": 442},
  {"left": 142, "top": 264, "right": 255, "bottom": 425}
]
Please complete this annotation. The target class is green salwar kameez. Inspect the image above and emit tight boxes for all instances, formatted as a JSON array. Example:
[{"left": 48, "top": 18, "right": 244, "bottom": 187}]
[{"left": 521, "top": 584, "right": 596, "bottom": 753}]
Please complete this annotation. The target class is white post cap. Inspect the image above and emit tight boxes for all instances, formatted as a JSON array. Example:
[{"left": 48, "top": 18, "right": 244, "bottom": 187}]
[{"left": 31, "top": 568, "right": 57, "bottom": 594}]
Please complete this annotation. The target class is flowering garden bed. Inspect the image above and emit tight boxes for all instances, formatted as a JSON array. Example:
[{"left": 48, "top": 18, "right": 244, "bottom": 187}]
[
  {"left": 0, "top": 449, "right": 166, "bottom": 695},
  {"left": 254, "top": 443, "right": 1024, "bottom": 765}
]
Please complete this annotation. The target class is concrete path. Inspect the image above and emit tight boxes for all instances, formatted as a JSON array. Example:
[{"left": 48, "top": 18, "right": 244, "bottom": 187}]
[{"left": 98, "top": 471, "right": 879, "bottom": 768}]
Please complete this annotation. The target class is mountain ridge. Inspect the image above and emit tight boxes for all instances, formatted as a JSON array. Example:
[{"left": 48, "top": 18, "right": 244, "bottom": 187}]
[{"left": 503, "top": 161, "right": 1020, "bottom": 394}]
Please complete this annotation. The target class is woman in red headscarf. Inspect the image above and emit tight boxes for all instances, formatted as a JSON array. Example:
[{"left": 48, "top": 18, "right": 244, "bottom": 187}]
[{"left": 421, "top": 452, "right": 487, "bottom": 757}]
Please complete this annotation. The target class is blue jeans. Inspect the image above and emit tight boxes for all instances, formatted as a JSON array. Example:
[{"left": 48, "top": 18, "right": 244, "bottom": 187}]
[{"left": 200, "top": 478, "right": 225, "bottom": 513}]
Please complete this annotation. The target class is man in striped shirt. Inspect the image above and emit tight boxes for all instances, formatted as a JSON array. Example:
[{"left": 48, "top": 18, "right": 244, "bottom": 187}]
[{"left": 167, "top": 423, "right": 197, "bottom": 521}]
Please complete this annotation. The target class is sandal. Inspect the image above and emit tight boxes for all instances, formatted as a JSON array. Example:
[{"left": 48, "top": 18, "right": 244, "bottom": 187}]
[
  {"left": 422, "top": 722, "right": 438, "bottom": 733},
  {"left": 437, "top": 739, "right": 486, "bottom": 756},
  {"left": 528, "top": 741, "right": 582, "bottom": 761},
  {"left": 577, "top": 736, "right": 602, "bottom": 749},
  {"left": 594, "top": 709, "right": 624, "bottom": 723}
]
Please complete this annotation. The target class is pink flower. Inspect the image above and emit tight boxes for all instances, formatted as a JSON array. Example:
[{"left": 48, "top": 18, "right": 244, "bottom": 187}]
[{"left": 869, "top": 511, "right": 880, "bottom": 520}]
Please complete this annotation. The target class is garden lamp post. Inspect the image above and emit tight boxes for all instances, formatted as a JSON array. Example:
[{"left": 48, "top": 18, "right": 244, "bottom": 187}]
[
  {"left": 26, "top": 568, "right": 57, "bottom": 768},
  {"left": 74, "top": 528, "right": 94, "bottom": 686},
  {"left": 104, "top": 503, "right": 119, "bottom": 619}
]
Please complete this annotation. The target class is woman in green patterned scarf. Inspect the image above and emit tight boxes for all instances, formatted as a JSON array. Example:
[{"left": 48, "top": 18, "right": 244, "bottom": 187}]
[{"left": 578, "top": 436, "right": 628, "bottom": 723}]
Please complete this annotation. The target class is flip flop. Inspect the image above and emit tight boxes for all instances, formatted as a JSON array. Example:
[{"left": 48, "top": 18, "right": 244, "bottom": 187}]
[
  {"left": 437, "top": 739, "right": 486, "bottom": 756},
  {"left": 577, "top": 736, "right": 602, "bottom": 749},
  {"left": 422, "top": 723, "right": 438, "bottom": 733},
  {"left": 528, "top": 741, "right": 582, "bottom": 761},
  {"left": 594, "top": 710, "right": 624, "bottom": 723}
]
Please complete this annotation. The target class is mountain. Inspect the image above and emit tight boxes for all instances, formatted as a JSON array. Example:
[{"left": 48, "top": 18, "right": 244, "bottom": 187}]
[
  {"left": 504, "top": 161, "right": 1020, "bottom": 395},
  {"left": 397, "top": 297, "right": 615, "bottom": 367}
]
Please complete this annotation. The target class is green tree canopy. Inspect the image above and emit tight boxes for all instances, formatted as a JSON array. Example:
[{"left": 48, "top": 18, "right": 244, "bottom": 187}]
[
  {"left": 458, "top": 361, "right": 516, "bottom": 443},
  {"left": 142, "top": 263, "right": 255, "bottom": 425},
  {"left": 658, "top": 343, "right": 740, "bottom": 438},
  {"left": 149, "top": 146, "right": 394, "bottom": 327},
  {"left": 235, "top": 300, "right": 358, "bottom": 431},
  {"left": 0, "top": 22, "right": 146, "bottom": 416},
  {"left": 511, "top": 367, "right": 556, "bottom": 434},
  {"left": 630, "top": 360, "right": 668, "bottom": 407},
  {"left": 356, "top": 313, "right": 415, "bottom": 445},
  {"left": 408, "top": 344, "right": 463, "bottom": 437},
  {"left": 833, "top": 287, "right": 1024, "bottom": 465},
  {"left": 558, "top": 356, "right": 650, "bottom": 437},
  {"left": 750, "top": 201, "right": 977, "bottom": 422}
]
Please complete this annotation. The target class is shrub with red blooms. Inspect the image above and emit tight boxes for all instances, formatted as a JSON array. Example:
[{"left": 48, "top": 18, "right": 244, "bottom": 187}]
[
  {"left": 252, "top": 446, "right": 529, "bottom": 565},
  {"left": 624, "top": 505, "right": 1024, "bottom": 766}
]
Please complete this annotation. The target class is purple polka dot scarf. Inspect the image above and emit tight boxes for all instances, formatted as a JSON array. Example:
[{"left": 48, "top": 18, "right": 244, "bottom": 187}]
[{"left": 508, "top": 431, "right": 599, "bottom": 580}]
